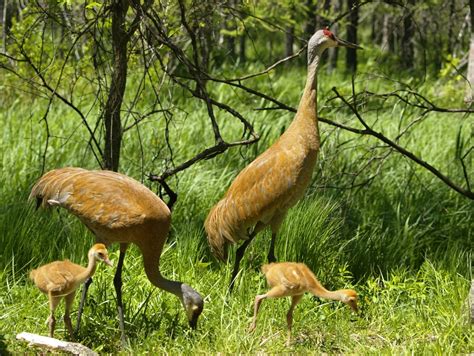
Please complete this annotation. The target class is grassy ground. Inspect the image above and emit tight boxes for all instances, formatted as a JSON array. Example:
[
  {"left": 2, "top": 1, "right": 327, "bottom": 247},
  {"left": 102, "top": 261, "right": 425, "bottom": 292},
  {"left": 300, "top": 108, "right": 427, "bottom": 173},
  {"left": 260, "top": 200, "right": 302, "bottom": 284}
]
[{"left": 0, "top": 66, "right": 473, "bottom": 353}]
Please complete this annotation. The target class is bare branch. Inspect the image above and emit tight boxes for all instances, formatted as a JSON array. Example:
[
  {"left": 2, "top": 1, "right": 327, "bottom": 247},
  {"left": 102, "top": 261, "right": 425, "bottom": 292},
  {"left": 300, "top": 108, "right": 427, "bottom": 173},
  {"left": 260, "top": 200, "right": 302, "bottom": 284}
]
[{"left": 332, "top": 87, "right": 474, "bottom": 200}]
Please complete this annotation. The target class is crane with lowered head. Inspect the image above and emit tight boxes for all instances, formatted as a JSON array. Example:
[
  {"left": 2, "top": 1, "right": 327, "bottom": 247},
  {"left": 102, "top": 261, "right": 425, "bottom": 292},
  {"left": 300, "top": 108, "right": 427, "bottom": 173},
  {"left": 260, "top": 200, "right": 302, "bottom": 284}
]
[{"left": 30, "top": 167, "right": 204, "bottom": 343}]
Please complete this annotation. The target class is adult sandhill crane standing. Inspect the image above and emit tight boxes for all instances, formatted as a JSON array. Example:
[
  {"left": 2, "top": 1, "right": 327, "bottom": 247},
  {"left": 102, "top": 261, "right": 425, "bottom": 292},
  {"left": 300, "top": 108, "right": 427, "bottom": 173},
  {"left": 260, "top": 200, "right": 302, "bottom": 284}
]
[
  {"left": 249, "top": 262, "right": 358, "bottom": 346},
  {"left": 30, "top": 167, "right": 204, "bottom": 342},
  {"left": 205, "top": 29, "right": 361, "bottom": 289},
  {"left": 30, "top": 243, "right": 113, "bottom": 338}
]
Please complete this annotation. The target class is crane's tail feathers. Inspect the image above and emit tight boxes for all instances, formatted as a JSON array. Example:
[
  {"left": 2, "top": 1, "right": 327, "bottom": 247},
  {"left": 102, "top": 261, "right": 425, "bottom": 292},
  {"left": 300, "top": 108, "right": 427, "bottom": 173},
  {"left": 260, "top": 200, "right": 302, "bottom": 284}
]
[
  {"left": 204, "top": 202, "right": 231, "bottom": 261},
  {"left": 29, "top": 167, "right": 85, "bottom": 209}
]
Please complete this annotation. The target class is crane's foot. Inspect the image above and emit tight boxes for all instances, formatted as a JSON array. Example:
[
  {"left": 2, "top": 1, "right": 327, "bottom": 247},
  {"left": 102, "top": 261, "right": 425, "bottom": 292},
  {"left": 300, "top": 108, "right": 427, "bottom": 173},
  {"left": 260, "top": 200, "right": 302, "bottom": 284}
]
[
  {"left": 120, "top": 333, "right": 130, "bottom": 348},
  {"left": 248, "top": 322, "right": 256, "bottom": 333}
]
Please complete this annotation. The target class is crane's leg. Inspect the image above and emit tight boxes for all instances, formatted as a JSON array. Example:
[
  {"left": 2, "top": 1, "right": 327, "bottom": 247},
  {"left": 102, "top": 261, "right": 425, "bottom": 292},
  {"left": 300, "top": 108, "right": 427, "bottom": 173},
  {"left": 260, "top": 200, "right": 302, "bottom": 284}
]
[
  {"left": 75, "top": 276, "right": 93, "bottom": 333},
  {"left": 268, "top": 218, "right": 283, "bottom": 263},
  {"left": 114, "top": 243, "right": 129, "bottom": 345},
  {"left": 47, "top": 294, "right": 61, "bottom": 338},
  {"left": 249, "top": 285, "right": 286, "bottom": 332},
  {"left": 64, "top": 291, "right": 75, "bottom": 339},
  {"left": 229, "top": 223, "right": 265, "bottom": 292},
  {"left": 229, "top": 238, "right": 253, "bottom": 292},
  {"left": 248, "top": 294, "right": 267, "bottom": 332},
  {"left": 267, "top": 232, "right": 277, "bottom": 263},
  {"left": 286, "top": 294, "right": 303, "bottom": 346}
]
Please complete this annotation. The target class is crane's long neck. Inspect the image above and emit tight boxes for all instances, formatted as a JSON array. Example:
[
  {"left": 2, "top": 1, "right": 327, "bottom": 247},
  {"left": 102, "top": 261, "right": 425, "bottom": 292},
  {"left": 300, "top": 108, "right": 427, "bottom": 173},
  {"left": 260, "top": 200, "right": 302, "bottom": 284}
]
[
  {"left": 304, "top": 56, "right": 320, "bottom": 96},
  {"left": 141, "top": 247, "right": 184, "bottom": 301},
  {"left": 76, "top": 253, "right": 98, "bottom": 285},
  {"left": 308, "top": 275, "right": 345, "bottom": 302},
  {"left": 290, "top": 51, "right": 321, "bottom": 148}
]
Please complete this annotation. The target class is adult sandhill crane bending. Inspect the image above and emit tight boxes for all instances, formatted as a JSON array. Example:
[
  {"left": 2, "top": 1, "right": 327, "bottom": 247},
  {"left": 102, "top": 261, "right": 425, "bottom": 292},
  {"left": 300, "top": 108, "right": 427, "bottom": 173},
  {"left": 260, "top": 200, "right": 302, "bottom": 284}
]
[
  {"left": 30, "top": 243, "right": 112, "bottom": 338},
  {"left": 205, "top": 29, "right": 361, "bottom": 289},
  {"left": 249, "top": 262, "right": 358, "bottom": 346},
  {"left": 30, "top": 167, "right": 204, "bottom": 342}
]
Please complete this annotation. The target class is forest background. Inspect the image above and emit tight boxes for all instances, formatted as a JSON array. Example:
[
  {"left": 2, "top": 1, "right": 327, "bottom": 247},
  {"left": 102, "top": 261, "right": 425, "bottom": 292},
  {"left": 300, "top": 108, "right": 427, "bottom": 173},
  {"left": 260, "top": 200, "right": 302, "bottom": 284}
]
[{"left": 0, "top": 0, "right": 473, "bottom": 353}]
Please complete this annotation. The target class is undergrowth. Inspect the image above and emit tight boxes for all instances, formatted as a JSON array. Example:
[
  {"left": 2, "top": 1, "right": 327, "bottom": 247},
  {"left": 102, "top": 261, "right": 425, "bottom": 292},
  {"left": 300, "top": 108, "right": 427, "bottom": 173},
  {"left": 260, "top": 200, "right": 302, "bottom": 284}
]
[{"left": 0, "top": 66, "right": 472, "bottom": 353}]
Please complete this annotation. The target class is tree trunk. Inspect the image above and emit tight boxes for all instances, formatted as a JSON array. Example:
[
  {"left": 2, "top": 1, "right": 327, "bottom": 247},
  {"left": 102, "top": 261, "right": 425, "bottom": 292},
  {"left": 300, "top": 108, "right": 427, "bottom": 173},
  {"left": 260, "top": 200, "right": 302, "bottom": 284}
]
[
  {"left": 103, "top": 0, "right": 129, "bottom": 172},
  {"left": 239, "top": 32, "right": 246, "bottom": 64},
  {"left": 465, "top": 0, "right": 474, "bottom": 103},
  {"left": 401, "top": 0, "right": 415, "bottom": 70},
  {"left": 285, "top": 25, "right": 294, "bottom": 58},
  {"left": 328, "top": 0, "right": 340, "bottom": 72},
  {"left": 2, "top": 0, "right": 13, "bottom": 52},
  {"left": 345, "top": 0, "right": 359, "bottom": 73},
  {"left": 447, "top": 0, "right": 456, "bottom": 54},
  {"left": 304, "top": 0, "right": 316, "bottom": 37},
  {"left": 371, "top": 4, "right": 382, "bottom": 46}
]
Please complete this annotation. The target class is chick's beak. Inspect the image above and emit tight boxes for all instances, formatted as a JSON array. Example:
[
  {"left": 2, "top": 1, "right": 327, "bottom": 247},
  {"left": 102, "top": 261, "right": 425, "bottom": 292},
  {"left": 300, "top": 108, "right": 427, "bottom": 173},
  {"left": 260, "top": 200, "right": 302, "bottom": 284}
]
[
  {"left": 104, "top": 258, "right": 113, "bottom": 267},
  {"left": 335, "top": 36, "right": 362, "bottom": 50}
]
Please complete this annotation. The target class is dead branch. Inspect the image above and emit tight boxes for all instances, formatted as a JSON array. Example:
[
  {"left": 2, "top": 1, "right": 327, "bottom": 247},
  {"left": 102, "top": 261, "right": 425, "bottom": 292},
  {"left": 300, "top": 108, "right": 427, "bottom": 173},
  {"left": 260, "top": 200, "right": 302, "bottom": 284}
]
[
  {"left": 16, "top": 332, "right": 97, "bottom": 355},
  {"left": 332, "top": 87, "right": 474, "bottom": 200}
]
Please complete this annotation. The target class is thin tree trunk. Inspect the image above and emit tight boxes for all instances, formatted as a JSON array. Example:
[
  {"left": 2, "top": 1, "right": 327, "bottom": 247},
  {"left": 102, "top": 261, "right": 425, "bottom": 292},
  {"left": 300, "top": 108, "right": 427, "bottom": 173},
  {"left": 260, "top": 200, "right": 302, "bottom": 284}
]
[
  {"left": 103, "top": 0, "right": 129, "bottom": 171},
  {"left": 381, "top": 14, "right": 390, "bottom": 51},
  {"left": 447, "top": 0, "right": 456, "bottom": 54},
  {"left": 401, "top": 0, "right": 414, "bottom": 70},
  {"left": 465, "top": 0, "right": 474, "bottom": 103},
  {"left": 239, "top": 32, "right": 246, "bottom": 64},
  {"left": 304, "top": 0, "right": 316, "bottom": 37},
  {"left": 345, "top": 0, "right": 358, "bottom": 73},
  {"left": 2, "top": 0, "right": 11, "bottom": 52},
  {"left": 285, "top": 25, "right": 294, "bottom": 58},
  {"left": 371, "top": 4, "right": 382, "bottom": 46},
  {"left": 328, "top": 0, "right": 340, "bottom": 72}
]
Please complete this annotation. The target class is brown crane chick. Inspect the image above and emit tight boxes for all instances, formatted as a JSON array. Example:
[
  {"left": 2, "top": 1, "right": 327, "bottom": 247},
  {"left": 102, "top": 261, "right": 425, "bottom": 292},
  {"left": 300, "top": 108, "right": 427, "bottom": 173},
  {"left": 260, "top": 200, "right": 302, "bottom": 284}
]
[
  {"left": 205, "top": 29, "right": 361, "bottom": 290},
  {"left": 30, "top": 167, "right": 204, "bottom": 343},
  {"left": 249, "top": 262, "right": 358, "bottom": 346},
  {"left": 30, "top": 243, "right": 113, "bottom": 338}
]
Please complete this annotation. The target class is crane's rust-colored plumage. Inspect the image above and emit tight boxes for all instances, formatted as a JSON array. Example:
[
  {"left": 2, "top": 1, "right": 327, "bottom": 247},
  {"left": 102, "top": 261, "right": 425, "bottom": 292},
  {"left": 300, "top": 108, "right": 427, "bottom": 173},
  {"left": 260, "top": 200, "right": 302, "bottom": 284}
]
[
  {"left": 205, "top": 29, "right": 361, "bottom": 289},
  {"left": 30, "top": 167, "right": 204, "bottom": 342},
  {"left": 249, "top": 262, "right": 358, "bottom": 346},
  {"left": 30, "top": 243, "right": 112, "bottom": 338}
]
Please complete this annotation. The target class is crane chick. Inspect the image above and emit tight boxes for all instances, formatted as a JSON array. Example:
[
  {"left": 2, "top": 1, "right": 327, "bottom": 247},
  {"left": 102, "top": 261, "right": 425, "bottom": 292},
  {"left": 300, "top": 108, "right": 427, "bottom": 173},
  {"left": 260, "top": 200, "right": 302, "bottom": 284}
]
[
  {"left": 30, "top": 243, "right": 113, "bottom": 338},
  {"left": 249, "top": 262, "right": 358, "bottom": 346}
]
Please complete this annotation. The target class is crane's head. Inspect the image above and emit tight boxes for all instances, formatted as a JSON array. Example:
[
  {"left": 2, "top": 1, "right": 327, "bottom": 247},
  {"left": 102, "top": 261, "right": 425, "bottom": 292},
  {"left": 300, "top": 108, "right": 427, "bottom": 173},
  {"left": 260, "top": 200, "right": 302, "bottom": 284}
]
[
  {"left": 339, "top": 289, "right": 359, "bottom": 313},
  {"left": 181, "top": 283, "right": 204, "bottom": 329},
  {"left": 90, "top": 243, "right": 113, "bottom": 267},
  {"left": 308, "top": 27, "right": 362, "bottom": 64}
]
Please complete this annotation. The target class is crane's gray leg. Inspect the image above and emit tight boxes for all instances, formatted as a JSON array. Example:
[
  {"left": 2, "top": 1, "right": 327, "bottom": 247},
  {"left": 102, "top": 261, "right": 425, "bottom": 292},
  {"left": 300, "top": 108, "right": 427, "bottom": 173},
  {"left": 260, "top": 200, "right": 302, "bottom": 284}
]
[
  {"left": 268, "top": 232, "right": 277, "bottom": 263},
  {"left": 229, "top": 238, "right": 253, "bottom": 292},
  {"left": 75, "top": 277, "right": 92, "bottom": 333},
  {"left": 114, "top": 243, "right": 128, "bottom": 345},
  {"left": 268, "top": 218, "right": 283, "bottom": 263},
  {"left": 229, "top": 223, "right": 266, "bottom": 292}
]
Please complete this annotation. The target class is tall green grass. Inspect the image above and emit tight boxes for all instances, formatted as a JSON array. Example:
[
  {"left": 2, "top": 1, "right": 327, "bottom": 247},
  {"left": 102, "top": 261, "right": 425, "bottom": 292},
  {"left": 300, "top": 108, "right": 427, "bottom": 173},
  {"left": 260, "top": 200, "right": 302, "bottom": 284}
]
[{"left": 0, "top": 66, "right": 472, "bottom": 353}]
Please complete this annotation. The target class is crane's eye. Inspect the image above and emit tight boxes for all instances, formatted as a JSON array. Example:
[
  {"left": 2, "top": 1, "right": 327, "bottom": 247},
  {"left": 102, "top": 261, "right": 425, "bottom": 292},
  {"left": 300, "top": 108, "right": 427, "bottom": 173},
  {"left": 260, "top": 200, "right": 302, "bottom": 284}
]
[{"left": 98, "top": 252, "right": 104, "bottom": 258}]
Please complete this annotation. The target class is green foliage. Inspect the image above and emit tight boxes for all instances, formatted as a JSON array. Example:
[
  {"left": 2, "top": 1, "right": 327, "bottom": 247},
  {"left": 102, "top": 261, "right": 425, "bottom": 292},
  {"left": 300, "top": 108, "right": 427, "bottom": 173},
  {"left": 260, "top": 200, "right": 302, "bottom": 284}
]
[
  {"left": 1, "top": 1, "right": 473, "bottom": 351},
  {"left": 1, "top": 72, "right": 473, "bottom": 353}
]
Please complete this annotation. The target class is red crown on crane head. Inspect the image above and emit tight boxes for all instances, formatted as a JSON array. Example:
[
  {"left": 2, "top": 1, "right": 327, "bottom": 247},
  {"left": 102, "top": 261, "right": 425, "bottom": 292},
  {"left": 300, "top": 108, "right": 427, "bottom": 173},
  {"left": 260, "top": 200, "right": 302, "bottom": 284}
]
[{"left": 323, "top": 27, "right": 335, "bottom": 40}]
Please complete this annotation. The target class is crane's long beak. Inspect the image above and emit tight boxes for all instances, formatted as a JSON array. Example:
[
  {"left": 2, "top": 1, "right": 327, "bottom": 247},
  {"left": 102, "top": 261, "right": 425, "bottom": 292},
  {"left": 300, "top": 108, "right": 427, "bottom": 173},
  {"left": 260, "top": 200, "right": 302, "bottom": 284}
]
[
  {"left": 336, "top": 36, "right": 362, "bottom": 50},
  {"left": 104, "top": 258, "right": 114, "bottom": 267}
]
